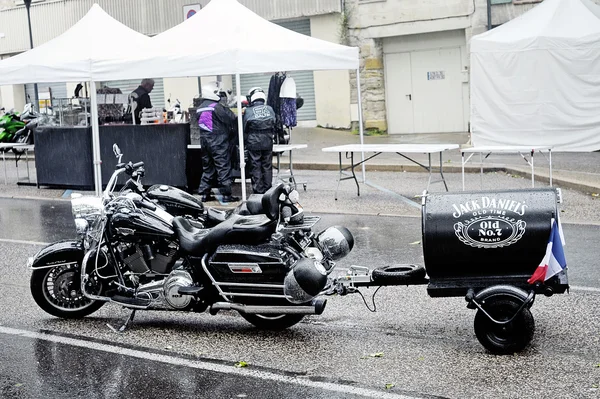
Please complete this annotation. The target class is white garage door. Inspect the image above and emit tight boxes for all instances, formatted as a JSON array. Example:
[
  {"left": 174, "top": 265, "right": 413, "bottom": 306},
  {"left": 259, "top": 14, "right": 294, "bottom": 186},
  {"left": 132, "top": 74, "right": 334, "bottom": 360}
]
[{"left": 384, "top": 32, "right": 466, "bottom": 134}]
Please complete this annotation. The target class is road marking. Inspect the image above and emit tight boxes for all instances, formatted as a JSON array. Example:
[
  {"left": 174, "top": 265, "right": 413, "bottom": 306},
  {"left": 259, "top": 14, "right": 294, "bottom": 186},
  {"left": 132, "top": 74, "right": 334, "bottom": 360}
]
[
  {"left": 570, "top": 285, "right": 600, "bottom": 293},
  {"left": 0, "top": 326, "right": 421, "bottom": 399},
  {"left": 364, "top": 180, "right": 421, "bottom": 209},
  {"left": 0, "top": 238, "right": 49, "bottom": 246}
]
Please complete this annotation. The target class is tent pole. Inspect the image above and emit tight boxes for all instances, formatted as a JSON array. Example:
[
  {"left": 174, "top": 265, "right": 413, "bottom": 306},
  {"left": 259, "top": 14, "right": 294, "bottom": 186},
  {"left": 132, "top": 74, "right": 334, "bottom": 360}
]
[
  {"left": 235, "top": 73, "right": 247, "bottom": 202},
  {"left": 89, "top": 80, "right": 102, "bottom": 196},
  {"left": 356, "top": 68, "right": 366, "bottom": 183}
]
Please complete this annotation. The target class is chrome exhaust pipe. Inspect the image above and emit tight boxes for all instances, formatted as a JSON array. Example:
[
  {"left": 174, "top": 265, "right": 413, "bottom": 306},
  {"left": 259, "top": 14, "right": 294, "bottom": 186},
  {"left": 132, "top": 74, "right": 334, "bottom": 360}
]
[{"left": 210, "top": 298, "right": 327, "bottom": 315}]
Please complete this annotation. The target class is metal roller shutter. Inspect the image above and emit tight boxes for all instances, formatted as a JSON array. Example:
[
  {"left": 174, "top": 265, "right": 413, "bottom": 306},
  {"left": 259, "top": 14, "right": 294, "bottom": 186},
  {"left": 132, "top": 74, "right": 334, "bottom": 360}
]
[
  {"left": 100, "top": 79, "right": 165, "bottom": 109},
  {"left": 233, "top": 19, "right": 316, "bottom": 121},
  {"left": 25, "top": 82, "right": 68, "bottom": 106}
]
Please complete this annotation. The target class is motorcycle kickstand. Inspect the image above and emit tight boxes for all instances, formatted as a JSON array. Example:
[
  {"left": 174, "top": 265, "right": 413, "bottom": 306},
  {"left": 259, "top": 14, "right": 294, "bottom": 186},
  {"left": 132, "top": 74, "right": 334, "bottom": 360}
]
[{"left": 107, "top": 309, "right": 137, "bottom": 333}]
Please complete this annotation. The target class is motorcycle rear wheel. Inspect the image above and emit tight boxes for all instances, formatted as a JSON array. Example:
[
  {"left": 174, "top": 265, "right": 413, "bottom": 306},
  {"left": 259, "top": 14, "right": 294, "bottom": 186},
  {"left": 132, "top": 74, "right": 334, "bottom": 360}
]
[
  {"left": 239, "top": 313, "right": 304, "bottom": 330},
  {"left": 30, "top": 265, "right": 105, "bottom": 319}
]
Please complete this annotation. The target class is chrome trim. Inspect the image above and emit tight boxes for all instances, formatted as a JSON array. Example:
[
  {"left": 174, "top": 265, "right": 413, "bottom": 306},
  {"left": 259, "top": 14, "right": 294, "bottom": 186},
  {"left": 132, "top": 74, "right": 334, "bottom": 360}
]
[
  {"left": 201, "top": 254, "right": 230, "bottom": 302},
  {"left": 215, "top": 282, "right": 285, "bottom": 289},
  {"left": 220, "top": 292, "right": 290, "bottom": 299},
  {"left": 228, "top": 263, "right": 262, "bottom": 273},
  {"left": 28, "top": 261, "right": 78, "bottom": 271},
  {"left": 210, "top": 302, "right": 318, "bottom": 315},
  {"left": 80, "top": 249, "right": 111, "bottom": 302}
]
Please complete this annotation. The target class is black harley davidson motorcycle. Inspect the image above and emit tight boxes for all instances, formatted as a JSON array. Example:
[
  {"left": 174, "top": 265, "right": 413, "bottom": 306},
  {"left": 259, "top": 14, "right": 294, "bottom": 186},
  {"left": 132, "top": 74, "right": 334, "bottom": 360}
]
[{"left": 27, "top": 150, "right": 354, "bottom": 331}]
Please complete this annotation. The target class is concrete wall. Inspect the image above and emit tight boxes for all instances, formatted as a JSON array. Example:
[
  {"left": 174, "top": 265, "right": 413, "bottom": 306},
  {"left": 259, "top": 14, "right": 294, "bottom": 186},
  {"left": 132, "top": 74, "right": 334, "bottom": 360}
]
[
  {"left": 346, "top": 0, "right": 476, "bottom": 132},
  {"left": 310, "top": 13, "right": 352, "bottom": 129},
  {"left": 0, "top": 84, "right": 25, "bottom": 111}
]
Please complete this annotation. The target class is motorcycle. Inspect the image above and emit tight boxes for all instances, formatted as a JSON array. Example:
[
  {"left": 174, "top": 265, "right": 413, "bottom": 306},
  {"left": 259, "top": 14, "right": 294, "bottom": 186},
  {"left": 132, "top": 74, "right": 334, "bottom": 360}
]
[
  {"left": 12, "top": 104, "right": 40, "bottom": 154},
  {"left": 28, "top": 146, "right": 354, "bottom": 331},
  {"left": 0, "top": 108, "right": 25, "bottom": 144}
]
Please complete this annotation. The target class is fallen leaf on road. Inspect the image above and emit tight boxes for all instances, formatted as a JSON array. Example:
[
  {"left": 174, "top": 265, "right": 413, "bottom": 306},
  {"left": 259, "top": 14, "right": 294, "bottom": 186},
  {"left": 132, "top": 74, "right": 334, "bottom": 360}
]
[
  {"left": 370, "top": 352, "right": 384, "bottom": 358},
  {"left": 235, "top": 361, "right": 249, "bottom": 368},
  {"left": 409, "top": 241, "right": 421, "bottom": 245},
  {"left": 14, "top": 384, "right": 23, "bottom": 387},
  {"left": 385, "top": 383, "right": 395, "bottom": 390},
  {"left": 592, "top": 193, "right": 599, "bottom": 198}
]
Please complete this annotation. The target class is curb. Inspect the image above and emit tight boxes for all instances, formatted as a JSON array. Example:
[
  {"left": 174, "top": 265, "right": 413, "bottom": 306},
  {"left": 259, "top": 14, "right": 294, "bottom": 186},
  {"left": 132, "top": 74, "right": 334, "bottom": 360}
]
[{"left": 288, "top": 162, "right": 600, "bottom": 194}]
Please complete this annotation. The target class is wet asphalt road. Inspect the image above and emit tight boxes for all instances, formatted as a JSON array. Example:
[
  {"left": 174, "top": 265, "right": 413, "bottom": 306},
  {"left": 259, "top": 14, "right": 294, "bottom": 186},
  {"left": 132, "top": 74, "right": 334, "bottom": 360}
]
[{"left": 0, "top": 198, "right": 599, "bottom": 399}]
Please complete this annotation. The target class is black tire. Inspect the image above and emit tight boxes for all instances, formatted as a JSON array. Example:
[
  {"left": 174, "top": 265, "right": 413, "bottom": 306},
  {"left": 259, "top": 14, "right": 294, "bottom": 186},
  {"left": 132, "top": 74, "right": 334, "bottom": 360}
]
[
  {"left": 371, "top": 264, "right": 426, "bottom": 285},
  {"left": 239, "top": 313, "right": 304, "bottom": 330},
  {"left": 474, "top": 298, "right": 535, "bottom": 355},
  {"left": 30, "top": 265, "right": 105, "bottom": 319}
]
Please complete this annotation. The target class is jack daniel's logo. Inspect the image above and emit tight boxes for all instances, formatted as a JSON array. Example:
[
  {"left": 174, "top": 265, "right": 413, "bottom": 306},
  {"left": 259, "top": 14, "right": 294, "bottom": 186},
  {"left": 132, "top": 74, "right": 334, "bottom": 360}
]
[{"left": 451, "top": 196, "right": 527, "bottom": 249}]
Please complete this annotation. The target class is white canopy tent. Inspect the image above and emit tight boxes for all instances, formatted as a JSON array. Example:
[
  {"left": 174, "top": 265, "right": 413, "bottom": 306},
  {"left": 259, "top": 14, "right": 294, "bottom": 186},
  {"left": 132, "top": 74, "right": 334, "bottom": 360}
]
[
  {"left": 0, "top": 4, "right": 153, "bottom": 194},
  {"left": 0, "top": 0, "right": 361, "bottom": 199},
  {"left": 470, "top": 0, "right": 600, "bottom": 152},
  {"left": 94, "top": 0, "right": 360, "bottom": 201}
]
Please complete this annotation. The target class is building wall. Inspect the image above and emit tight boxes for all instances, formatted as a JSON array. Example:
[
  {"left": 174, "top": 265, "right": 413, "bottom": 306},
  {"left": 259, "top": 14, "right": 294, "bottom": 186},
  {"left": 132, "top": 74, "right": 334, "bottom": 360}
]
[
  {"left": 345, "top": 0, "right": 474, "bottom": 132},
  {"left": 0, "top": 0, "right": 341, "bottom": 55},
  {"left": 310, "top": 13, "right": 352, "bottom": 129}
]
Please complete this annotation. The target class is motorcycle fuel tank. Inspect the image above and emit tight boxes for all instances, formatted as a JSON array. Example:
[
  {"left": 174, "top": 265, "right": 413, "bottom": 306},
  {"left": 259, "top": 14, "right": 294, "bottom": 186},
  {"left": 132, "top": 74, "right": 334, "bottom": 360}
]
[
  {"left": 110, "top": 208, "right": 175, "bottom": 241},
  {"left": 146, "top": 185, "right": 204, "bottom": 218},
  {"left": 421, "top": 188, "right": 568, "bottom": 296}
]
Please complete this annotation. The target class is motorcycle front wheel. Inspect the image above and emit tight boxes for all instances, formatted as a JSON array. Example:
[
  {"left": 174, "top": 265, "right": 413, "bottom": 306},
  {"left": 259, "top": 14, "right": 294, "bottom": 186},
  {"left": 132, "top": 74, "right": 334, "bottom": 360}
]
[
  {"left": 30, "top": 264, "right": 105, "bottom": 319},
  {"left": 239, "top": 313, "right": 304, "bottom": 330}
]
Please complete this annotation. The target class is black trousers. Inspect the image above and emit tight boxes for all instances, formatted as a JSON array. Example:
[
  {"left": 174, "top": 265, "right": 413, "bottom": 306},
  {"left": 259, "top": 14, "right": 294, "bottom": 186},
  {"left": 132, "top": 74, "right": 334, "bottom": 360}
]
[
  {"left": 248, "top": 149, "right": 273, "bottom": 194},
  {"left": 198, "top": 134, "right": 232, "bottom": 196}
]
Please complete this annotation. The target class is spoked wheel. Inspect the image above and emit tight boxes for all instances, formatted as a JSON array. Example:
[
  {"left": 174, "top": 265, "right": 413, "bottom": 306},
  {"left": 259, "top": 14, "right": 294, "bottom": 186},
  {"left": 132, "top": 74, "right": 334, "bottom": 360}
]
[
  {"left": 474, "top": 298, "right": 535, "bottom": 355},
  {"left": 239, "top": 313, "right": 304, "bottom": 330},
  {"left": 30, "top": 263, "right": 105, "bottom": 319}
]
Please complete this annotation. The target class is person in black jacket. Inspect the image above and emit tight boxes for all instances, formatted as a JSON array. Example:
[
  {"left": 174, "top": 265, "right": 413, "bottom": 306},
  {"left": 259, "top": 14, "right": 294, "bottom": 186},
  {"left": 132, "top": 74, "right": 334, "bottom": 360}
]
[
  {"left": 130, "top": 79, "right": 154, "bottom": 125},
  {"left": 243, "top": 87, "right": 276, "bottom": 194},
  {"left": 197, "top": 85, "right": 239, "bottom": 203}
]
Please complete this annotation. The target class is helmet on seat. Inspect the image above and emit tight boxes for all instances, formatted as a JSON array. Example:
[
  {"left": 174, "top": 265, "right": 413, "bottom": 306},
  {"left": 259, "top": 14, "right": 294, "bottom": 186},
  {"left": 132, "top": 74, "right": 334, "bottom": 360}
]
[{"left": 247, "top": 87, "right": 266, "bottom": 104}]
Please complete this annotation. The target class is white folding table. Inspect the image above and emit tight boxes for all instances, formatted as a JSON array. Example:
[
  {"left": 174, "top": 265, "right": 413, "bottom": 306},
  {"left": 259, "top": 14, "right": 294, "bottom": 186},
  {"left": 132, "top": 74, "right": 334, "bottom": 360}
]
[
  {"left": 322, "top": 144, "right": 459, "bottom": 200},
  {"left": 461, "top": 146, "right": 553, "bottom": 191},
  {"left": 272, "top": 143, "right": 307, "bottom": 190},
  {"left": 1, "top": 143, "right": 32, "bottom": 185}
]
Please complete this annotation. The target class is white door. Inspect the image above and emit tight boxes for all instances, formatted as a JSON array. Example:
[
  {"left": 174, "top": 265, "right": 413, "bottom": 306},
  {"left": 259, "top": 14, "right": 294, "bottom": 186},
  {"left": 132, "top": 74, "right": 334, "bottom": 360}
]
[
  {"left": 410, "top": 47, "right": 464, "bottom": 133},
  {"left": 384, "top": 52, "right": 414, "bottom": 133}
]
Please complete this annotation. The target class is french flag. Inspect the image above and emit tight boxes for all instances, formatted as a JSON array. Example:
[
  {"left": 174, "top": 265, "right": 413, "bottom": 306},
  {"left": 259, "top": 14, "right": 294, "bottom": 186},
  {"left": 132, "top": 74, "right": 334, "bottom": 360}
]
[{"left": 528, "top": 217, "right": 567, "bottom": 284}]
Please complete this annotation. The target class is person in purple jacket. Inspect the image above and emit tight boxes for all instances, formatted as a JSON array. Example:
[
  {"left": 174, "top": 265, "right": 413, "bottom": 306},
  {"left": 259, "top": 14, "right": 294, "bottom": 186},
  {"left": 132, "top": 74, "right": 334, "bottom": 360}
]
[{"left": 197, "top": 85, "right": 239, "bottom": 203}]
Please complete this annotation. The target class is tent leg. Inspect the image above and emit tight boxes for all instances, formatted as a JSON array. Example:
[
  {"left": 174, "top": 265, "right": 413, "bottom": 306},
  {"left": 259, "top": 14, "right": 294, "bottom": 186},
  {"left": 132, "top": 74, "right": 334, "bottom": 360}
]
[
  {"left": 356, "top": 68, "right": 366, "bottom": 183},
  {"left": 235, "top": 73, "right": 247, "bottom": 202},
  {"left": 90, "top": 80, "right": 102, "bottom": 196}
]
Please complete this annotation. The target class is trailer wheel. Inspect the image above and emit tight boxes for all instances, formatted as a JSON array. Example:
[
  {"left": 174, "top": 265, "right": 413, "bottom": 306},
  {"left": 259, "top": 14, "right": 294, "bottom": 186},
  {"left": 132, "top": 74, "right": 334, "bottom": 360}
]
[
  {"left": 371, "top": 264, "right": 426, "bottom": 285},
  {"left": 474, "top": 297, "right": 535, "bottom": 355}
]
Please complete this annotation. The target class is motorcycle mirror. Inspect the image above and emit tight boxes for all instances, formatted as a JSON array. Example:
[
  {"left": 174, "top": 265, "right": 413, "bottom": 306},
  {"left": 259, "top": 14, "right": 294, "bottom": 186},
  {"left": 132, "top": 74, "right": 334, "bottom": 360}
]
[{"left": 113, "top": 143, "right": 122, "bottom": 159}]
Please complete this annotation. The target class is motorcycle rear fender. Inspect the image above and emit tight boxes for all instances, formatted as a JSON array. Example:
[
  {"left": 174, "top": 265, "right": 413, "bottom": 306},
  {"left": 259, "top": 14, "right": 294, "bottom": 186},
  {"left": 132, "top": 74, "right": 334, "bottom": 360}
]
[{"left": 28, "top": 240, "right": 84, "bottom": 270}]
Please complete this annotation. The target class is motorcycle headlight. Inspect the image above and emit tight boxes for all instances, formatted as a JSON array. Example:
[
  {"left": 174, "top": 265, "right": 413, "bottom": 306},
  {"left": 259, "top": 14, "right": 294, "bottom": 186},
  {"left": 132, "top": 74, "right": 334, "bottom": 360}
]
[
  {"left": 74, "top": 218, "right": 89, "bottom": 236},
  {"left": 284, "top": 258, "right": 328, "bottom": 304}
]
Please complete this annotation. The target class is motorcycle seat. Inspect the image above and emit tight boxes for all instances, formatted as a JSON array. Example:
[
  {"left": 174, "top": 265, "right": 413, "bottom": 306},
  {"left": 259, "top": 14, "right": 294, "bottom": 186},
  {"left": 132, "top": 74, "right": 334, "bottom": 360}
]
[
  {"left": 206, "top": 207, "right": 234, "bottom": 225},
  {"left": 173, "top": 214, "right": 277, "bottom": 256}
]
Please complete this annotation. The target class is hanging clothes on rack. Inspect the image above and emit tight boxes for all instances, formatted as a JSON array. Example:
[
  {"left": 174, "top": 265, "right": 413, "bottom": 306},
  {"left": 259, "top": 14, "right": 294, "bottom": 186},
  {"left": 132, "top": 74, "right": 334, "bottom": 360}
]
[
  {"left": 267, "top": 72, "right": 287, "bottom": 144},
  {"left": 279, "top": 76, "right": 297, "bottom": 128}
]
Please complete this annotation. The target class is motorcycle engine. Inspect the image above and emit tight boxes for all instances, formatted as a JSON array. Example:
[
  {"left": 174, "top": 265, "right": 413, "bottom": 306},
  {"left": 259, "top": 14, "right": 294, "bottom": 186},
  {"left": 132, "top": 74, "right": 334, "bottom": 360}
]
[
  {"left": 163, "top": 270, "right": 194, "bottom": 309},
  {"left": 120, "top": 240, "right": 178, "bottom": 275}
]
